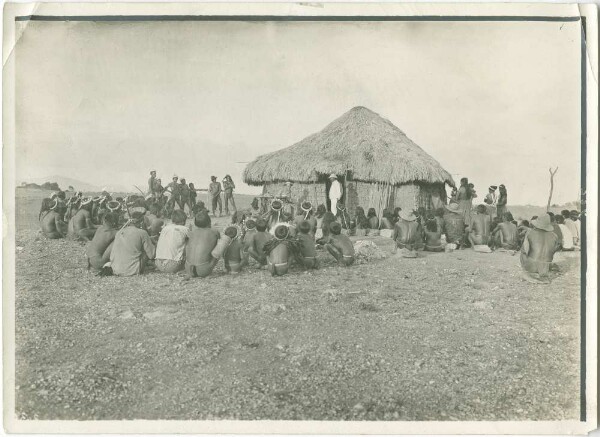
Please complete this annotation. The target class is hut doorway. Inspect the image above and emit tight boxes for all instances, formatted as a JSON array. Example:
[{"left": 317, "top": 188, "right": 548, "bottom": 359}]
[{"left": 325, "top": 174, "right": 345, "bottom": 212}]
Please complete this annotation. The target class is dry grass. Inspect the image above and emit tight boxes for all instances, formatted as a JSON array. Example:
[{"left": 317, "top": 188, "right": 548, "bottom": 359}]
[{"left": 243, "top": 106, "right": 455, "bottom": 187}]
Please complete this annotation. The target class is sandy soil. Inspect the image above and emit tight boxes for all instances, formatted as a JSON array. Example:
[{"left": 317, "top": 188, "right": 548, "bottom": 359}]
[{"left": 13, "top": 190, "right": 581, "bottom": 420}]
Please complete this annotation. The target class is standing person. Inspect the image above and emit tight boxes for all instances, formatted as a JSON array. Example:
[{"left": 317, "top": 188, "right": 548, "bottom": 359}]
[
  {"left": 484, "top": 185, "right": 498, "bottom": 219},
  {"left": 457, "top": 177, "right": 473, "bottom": 226},
  {"left": 178, "top": 178, "right": 191, "bottom": 216},
  {"left": 497, "top": 184, "right": 508, "bottom": 218},
  {"left": 148, "top": 170, "right": 157, "bottom": 197},
  {"left": 328, "top": 174, "right": 342, "bottom": 214},
  {"left": 188, "top": 182, "right": 198, "bottom": 213},
  {"left": 520, "top": 213, "right": 560, "bottom": 283},
  {"left": 109, "top": 212, "right": 156, "bottom": 276},
  {"left": 166, "top": 175, "right": 180, "bottom": 216},
  {"left": 222, "top": 175, "right": 237, "bottom": 216},
  {"left": 155, "top": 210, "right": 189, "bottom": 273},
  {"left": 209, "top": 176, "right": 223, "bottom": 217}
]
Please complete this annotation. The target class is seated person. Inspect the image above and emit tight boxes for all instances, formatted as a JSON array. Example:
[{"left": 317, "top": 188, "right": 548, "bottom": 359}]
[
  {"left": 443, "top": 203, "right": 466, "bottom": 248},
  {"left": 246, "top": 218, "right": 273, "bottom": 268},
  {"left": 155, "top": 210, "right": 189, "bottom": 273},
  {"left": 144, "top": 203, "right": 165, "bottom": 241},
  {"left": 520, "top": 213, "right": 560, "bottom": 283},
  {"left": 185, "top": 211, "right": 220, "bottom": 278},
  {"left": 86, "top": 212, "right": 119, "bottom": 272},
  {"left": 297, "top": 220, "right": 318, "bottom": 269},
  {"left": 241, "top": 219, "right": 257, "bottom": 266},
  {"left": 434, "top": 208, "right": 445, "bottom": 234},
  {"left": 324, "top": 222, "right": 355, "bottom": 266},
  {"left": 392, "top": 211, "right": 424, "bottom": 251},
  {"left": 109, "top": 212, "right": 156, "bottom": 276},
  {"left": 548, "top": 212, "right": 563, "bottom": 250},
  {"left": 266, "top": 224, "right": 292, "bottom": 276},
  {"left": 367, "top": 208, "right": 379, "bottom": 230},
  {"left": 68, "top": 197, "right": 98, "bottom": 241},
  {"left": 192, "top": 200, "right": 209, "bottom": 216},
  {"left": 424, "top": 219, "right": 443, "bottom": 252},
  {"left": 491, "top": 212, "right": 519, "bottom": 250},
  {"left": 40, "top": 199, "right": 66, "bottom": 239},
  {"left": 379, "top": 209, "right": 395, "bottom": 230},
  {"left": 223, "top": 226, "right": 244, "bottom": 274},
  {"left": 355, "top": 206, "right": 369, "bottom": 230},
  {"left": 555, "top": 215, "right": 574, "bottom": 251},
  {"left": 468, "top": 204, "right": 491, "bottom": 247}
]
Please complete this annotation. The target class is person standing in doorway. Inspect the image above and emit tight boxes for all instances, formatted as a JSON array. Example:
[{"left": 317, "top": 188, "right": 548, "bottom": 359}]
[
  {"left": 222, "top": 175, "right": 237, "bottom": 216},
  {"left": 328, "top": 174, "right": 342, "bottom": 214},
  {"left": 209, "top": 176, "right": 223, "bottom": 217}
]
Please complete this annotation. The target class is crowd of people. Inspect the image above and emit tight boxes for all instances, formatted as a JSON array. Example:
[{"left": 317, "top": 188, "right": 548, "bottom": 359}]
[{"left": 37, "top": 172, "right": 582, "bottom": 284}]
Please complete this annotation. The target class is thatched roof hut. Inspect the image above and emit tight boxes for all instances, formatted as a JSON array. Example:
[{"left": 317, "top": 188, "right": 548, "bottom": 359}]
[{"left": 244, "top": 106, "right": 454, "bottom": 216}]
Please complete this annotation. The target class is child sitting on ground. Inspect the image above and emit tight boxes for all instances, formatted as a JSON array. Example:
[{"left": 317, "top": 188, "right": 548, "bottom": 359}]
[
  {"left": 324, "top": 222, "right": 355, "bottom": 266},
  {"left": 297, "top": 220, "right": 318, "bottom": 270}
]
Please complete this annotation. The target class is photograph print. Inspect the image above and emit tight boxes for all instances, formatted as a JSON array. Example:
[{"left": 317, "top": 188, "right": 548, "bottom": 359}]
[{"left": 3, "top": 2, "right": 597, "bottom": 434}]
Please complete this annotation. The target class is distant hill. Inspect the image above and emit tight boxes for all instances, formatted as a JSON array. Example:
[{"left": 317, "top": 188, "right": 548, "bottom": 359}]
[{"left": 20, "top": 175, "right": 101, "bottom": 193}]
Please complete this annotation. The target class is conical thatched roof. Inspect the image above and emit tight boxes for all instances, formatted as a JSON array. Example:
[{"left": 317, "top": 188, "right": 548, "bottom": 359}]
[{"left": 243, "top": 106, "right": 455, "bottom": 187}]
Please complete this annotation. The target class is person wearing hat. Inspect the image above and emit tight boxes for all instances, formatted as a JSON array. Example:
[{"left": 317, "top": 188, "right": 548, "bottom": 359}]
[
  {"left": 484, "top": 185, "right": 498, "bottom": 219},
  {"left": 520, "top": 213, "right": 560, "bottom": 283},
  {"left": 40, "top": 198, "right": 66, "bottom": 239},
  {"left": 467, "top": 204, "right": 492, "bottom": 248},
  {"left": 392, "top": 210, "right": 424, "bottom": 253},
  {"left": 68, "top": 196, "right": 97, "bottom": 241},
  {"left": 184, "top": 211, "right": 220, "bottom": 278},
  {"left": 86, "top": 212, "right": 119, "bottom": 272},
  {"left": 324, "top": 221, "right": 355, "bottom": 266},
  {"left": 222, "top": 175, "right": 237, "bottom": 216},
  {"left": 443, "top": 202, "right": 466, "bottom": 248},
  {"left": 497, "top": 184, "right": 508, "bottom": 218},
  {"left": 209, "top": 176, "right": 223, "bottom": 217},
  {"left": 328, "top": 174, "right": 342, "bottom": 214},
  {"left": 166, "top": 175, "right": 181, "bottom": 217},
  {"left": 109, "top": 211, "right": 156, "bottom": 276}
]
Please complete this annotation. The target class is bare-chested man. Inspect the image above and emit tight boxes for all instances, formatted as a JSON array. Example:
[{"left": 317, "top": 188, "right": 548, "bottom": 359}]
[
  {"left": 468, "top": 204, "right": 491, "bottom": 247},
  {"left": 86, "top": 212, "right": 119, "bottom": 272},
  {"left": 297, "top": 220, "right": 318, "bottom": 269},
  {"left": 392, "top": 211, "right": 424, "bottom": 251},
  {"left": 324, "top": 221, "right": 355, "bottom": 266},
  {"left": 267, "top": 224, "right": 292, "bottom": 276},
  {"left": 40, "top": 199, "right": 66, "bottom": 239},
  {"left": 491, "top": 212, "right": 519, "bottom": 250},
  {"left": 246, "top": 218, "right": 273, "bottom": 268},
  {"left": 520, "top": 213, "right": 560, "bottom": 284},
  {"left": 68, "top": 197, "right": 97, "bottom": 241},
  {"left": 185, "top": 211, "right": 220, "bottom": 278}
]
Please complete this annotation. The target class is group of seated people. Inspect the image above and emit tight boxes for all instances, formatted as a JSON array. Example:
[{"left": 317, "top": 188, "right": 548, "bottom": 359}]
[{"left": 39, "top": 190, "right": 582, "bottom": 283}]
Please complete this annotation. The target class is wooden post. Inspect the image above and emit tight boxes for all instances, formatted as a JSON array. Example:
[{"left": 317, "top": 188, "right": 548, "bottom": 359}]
[{"left": 547, "top": 167, "right": 558, "bottom": 211}]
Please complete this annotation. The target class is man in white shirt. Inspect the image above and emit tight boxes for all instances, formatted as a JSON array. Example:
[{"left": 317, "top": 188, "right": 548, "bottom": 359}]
[
  {"left": 555, "top": 215, "right": 574, "bottom": 251},
  {"left": 155, "top": 210, "right": 189, "bottom": 273},
  {"left": 328, "top": 174, "right": 342, "bottom": 214}
]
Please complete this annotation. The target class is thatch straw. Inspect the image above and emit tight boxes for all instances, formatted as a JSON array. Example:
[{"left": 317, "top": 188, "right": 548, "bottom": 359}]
[{"left": 243, "top": 106, "right": 455, "bottom": 187}]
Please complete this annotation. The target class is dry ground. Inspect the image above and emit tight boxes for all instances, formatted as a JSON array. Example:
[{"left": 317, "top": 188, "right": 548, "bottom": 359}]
[{"left": 13, "top": 189, "right": 581, "bottom": 420}]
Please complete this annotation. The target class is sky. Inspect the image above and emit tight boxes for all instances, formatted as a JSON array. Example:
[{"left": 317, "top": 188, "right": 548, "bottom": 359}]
[{"left": 15, "top": 19, "right": 582, "bottom": 205}]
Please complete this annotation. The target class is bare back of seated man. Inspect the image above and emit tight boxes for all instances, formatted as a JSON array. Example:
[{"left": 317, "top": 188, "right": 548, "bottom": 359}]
[
  {"left": 468, "top": 205, "right": 491, "bottom": 246},
  {"left": 41, "top": 207, "right": 66, "bottom": 239}
]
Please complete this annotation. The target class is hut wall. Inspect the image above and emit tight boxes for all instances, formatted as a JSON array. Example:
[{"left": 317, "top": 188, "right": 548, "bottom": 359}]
[{"left": 262, "top": 182, "right": 328, "bottom": 210}]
